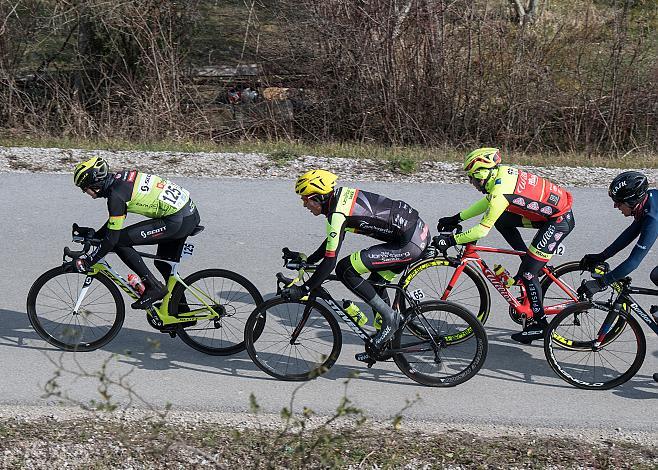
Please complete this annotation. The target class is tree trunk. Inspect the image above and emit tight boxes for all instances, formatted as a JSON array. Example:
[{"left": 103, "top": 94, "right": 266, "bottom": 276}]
[{"left": 509, "top": 0, "right": 540, "bottom": 25}]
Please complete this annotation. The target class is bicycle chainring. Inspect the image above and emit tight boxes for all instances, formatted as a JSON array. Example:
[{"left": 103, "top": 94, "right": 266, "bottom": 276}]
[{"left": 146, "top": 311, "right": 165, "bottom": 330}]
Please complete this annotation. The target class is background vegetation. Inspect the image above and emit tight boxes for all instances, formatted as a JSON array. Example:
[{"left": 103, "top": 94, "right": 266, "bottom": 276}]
[{"left": 0, "top": 0, "right": 656, "bottom": 158}]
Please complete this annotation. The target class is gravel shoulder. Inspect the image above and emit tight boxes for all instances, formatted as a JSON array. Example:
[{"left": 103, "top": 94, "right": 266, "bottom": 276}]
[
  {"left": 0, "top": 406, "right": 656, "bottom": 469},
  {"left": 2, "top": 146, "right": 657, "bottom": 186}
]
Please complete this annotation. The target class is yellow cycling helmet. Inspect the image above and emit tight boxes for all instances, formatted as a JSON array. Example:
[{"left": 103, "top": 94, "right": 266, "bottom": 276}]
[
  {"left": 463, "top": 148, "right": 501, "bottom": 179},
  {"left": 74, "top": 156, "right": 109, "bottom": 190},
  {"left": 295, "top": 169, "right": 337, "bottom": 196}
]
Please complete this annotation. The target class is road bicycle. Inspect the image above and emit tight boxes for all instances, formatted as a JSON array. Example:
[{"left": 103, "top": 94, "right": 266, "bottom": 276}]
[
  {"left": 243, "top": 248, "right": 488, "bottom": 387},
  {"left": 27, "top": 224, "right": 264, "bottom": 355},
  {"left": 544, "top": 262, "right": 658, "bottom": 390},
  {"left": 399, "top": 227, "right": 587, "bottom": 344}
]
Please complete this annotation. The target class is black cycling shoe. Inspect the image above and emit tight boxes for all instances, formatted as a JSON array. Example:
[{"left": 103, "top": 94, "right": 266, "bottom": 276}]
[
  {"left": 131, "top": 277, "right": 167, "bottom": 310},
  {"left": 355, "top": 351, "right": 375, "bottom": 364},
  {"left": 653, "top": 373, "right": 658, "bottom": 383},
  {"left": 510, "top": 319, "right": 548, "bottom": 344}
]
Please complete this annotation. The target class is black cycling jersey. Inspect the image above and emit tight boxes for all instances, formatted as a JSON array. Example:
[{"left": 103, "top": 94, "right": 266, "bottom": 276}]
[{"left": 305, "top": 187, "right": 425, "bottom": 291}]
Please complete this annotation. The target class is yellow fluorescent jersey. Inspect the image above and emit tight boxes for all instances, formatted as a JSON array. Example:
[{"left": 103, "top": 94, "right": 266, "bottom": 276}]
[{"left": 106, "top": 170, "right": 190, "bottom": 230}]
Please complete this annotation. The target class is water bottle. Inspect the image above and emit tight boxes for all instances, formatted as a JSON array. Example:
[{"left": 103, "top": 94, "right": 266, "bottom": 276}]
[
  {"left": 127, "top": 273, "right": 145, "bottom": 295},
  {"left": 342, "top": 300, "right": 367, "bottom": 327},
  {"left": 493, "top": 264, "right": 514, "bottom": 288}
]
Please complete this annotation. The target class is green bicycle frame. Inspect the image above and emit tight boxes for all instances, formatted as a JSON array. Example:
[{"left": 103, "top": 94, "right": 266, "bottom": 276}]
[{"left": 74, "top": 258, "right": 222, "bottom": 326}]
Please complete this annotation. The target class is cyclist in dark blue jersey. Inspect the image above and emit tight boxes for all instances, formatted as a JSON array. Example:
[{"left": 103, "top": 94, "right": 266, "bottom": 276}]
[
  {"left": 579, "top": 171, "right": 657, "bottom": 292},
  {"left": 579, "top": 171, "right": 657, "bottom": 379}
]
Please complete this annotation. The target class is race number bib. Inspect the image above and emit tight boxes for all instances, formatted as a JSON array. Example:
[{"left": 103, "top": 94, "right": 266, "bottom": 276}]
[
  {"left": 411, "top": 288, "right": 425, "bottom": 301},
  {"left": 158, "top": 182, "right": 189, "bottom": 210},
  {"left": 556, "top": 244, "right": 566, "bottom": 256},
  {"left": 181, "top": 243, "right": 195, "bottom": 260}
]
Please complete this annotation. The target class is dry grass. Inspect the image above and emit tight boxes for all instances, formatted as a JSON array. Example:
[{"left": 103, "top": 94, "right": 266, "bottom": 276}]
[{"left": 0, "top": 416, "right": 656, "bottom": 469}]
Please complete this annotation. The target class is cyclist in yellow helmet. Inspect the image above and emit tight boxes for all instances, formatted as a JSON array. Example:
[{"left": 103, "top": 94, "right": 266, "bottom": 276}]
[
  {"left": 435, "top": 148, "right": 576, "bottom": 344},
  {"left": 286, "top": 169, "right": 430, "bottom": 361},
  {"left": 73, "top": 157, "right": 201, "bottom": 309}
]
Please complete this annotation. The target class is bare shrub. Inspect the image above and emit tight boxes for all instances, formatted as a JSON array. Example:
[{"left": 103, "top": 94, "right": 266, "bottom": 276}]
[{"left": 1, "top": 0, "right": 656, "bottom": 155}]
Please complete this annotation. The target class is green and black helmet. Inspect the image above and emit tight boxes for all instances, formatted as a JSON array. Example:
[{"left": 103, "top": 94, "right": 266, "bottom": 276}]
[{"left": 74, "top": 157, "right": 110, "bottom": 191}]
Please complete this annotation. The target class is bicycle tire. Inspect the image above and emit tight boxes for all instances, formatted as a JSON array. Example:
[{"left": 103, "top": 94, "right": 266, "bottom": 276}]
[
  {"left": 26, "top": 266, "right": 125, "bottom": 351},
  {"left": 393, "top": 300, "right": 488, "bottom": 387},
  {"left": 399, "top": 257, "right": 491, "bottom": 325},
  {"left": 541, "top": 261, "right": 626, "bottom": 348},
  {"left": 244, "top": 297, "right": 342, "bottom": 381},
  {"left": 170, "top": 269, "right": 264, "bottom": 356},
  {"left": 544, "top": 302, "right": 646, "bottom": 390}
]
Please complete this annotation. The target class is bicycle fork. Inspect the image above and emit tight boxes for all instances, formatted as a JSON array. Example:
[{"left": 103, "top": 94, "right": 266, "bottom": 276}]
[
  {"left": 593, "top": 301, "right": 623, "bottom": 349},
  {"left": 71, "top": 276, "right": 96, "bottom": 313}
]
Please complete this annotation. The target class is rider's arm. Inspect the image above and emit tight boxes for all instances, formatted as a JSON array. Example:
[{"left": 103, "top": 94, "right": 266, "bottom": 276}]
[
  {"left": 454, "top": 194, "right": 509, "bottom": 244},
  {"left": 306, "top": 240, "right": 328, "bottom": 265},
  {"left": 459, "top": 197, "right": 489, "bottom": 221},
  {"left": 603, "top": 215, "right": 658, "bottom": 284},
  {"left": 599, "top": 219, "right": 642, "bottom": 259},
  {"left": 86, "top": 195, "right": 127, "bottom": 265},
  {"left": 304, "top": 212, "right": 346, "bottom": 291}
]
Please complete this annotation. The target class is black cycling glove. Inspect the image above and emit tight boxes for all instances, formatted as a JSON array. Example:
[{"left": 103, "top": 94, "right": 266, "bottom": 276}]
[
  {"left": 281, "top": 285, "right": 309, "bottom": 300},
  {"left": 578, "top": 277, "right": 607, "bottom": 298},
  {"left": 433, "top": 234, "right": 456, "bottom": 251},
  {"left": 437, "top": 214, "right": 461, "bottom": 232},
  {"left": 580, "top": 253, "right": 606, "bottom": 271}
]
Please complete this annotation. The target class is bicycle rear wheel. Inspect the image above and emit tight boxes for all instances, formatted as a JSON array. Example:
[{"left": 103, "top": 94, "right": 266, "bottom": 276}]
[
  {"left": 399, "top": 258, "right": 490, "bottom": 324},
  {"left": 26, "top": 266, "right": 125, "bottom": 351},
  {"left": 544, "top": 302, "right": 646, "bottom": 390},
  {"left": 393, "top": 301, "right": 488, "bottom": 387},
  {"left": 171, "top": 269, "right": 264, "bottom": 356},
  {"left": 244, "top": 297, "right": 342, "bottom": 381},
  {"left": 541, "top": 261, "right": 587, "bottom": 305}
]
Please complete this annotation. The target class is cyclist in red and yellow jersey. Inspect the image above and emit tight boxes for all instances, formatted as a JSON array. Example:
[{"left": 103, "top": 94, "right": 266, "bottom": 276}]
[{"left": 435, "top": 148, "right": 576, "bottom": 343}]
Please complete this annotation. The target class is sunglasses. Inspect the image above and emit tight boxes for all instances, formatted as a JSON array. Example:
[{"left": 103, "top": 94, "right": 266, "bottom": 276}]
[{"left": 301, "top": 194, "right": 322, "bottom": 203}]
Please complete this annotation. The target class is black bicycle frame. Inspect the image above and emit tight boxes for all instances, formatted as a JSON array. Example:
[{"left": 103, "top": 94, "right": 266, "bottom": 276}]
[
  {"left": 289, "top": 276, "right": 439, "bottom": 355},
  {"left": 595, "top": 284, "right": 658, "bottom": 347}
]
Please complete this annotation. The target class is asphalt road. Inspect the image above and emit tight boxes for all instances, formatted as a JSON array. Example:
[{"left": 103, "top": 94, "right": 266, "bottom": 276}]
[{"left": 1, "top": 173, "right": 656, "bottom": 432}]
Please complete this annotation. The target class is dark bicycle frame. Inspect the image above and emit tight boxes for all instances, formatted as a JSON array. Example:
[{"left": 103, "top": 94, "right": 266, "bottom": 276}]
[
  {"left": 592, "top": 279, "right": 658, "bottom": 348},
  {"left": 279, "top": 267, "right": 449, "bottom": 360}
]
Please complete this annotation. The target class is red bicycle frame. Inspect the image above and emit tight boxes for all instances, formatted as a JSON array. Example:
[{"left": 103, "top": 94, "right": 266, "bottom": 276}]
[{"left": 441, "top": 243, "right": 579, "bottom": 320}]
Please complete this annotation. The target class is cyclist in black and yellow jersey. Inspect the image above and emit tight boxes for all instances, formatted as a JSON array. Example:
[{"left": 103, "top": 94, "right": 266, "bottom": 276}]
[
  {"left": 73, "top": 157, "right": 201, "bottom": 309},
  {"left": 286, "top": 170, "right": 430, "bottom": 360},
  {"left": 435, "top": 148, "right": 576, "bottom": 344}
]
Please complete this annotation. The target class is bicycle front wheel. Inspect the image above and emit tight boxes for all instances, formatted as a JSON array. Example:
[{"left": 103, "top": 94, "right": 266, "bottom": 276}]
[
  {"left": 244, "top": 297, "right": 342, "bottom": 381},
  {"left": 393, "top": 301, "right": 488, "bottom": 387},
  {"left": 541, "top": 261, "right": 627, "bottom": 347},
  {"left": 400, "top": 258, "right": 490, "bottom": 324},
  {"left": 26, "top": 266, "right": 125, "bottom": 351},
  {"left": 544, "top": 302, "right": 646, "bottom": 390},
  {"left": 170, "top": 269, "right": 264, "bottom": 356}
]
